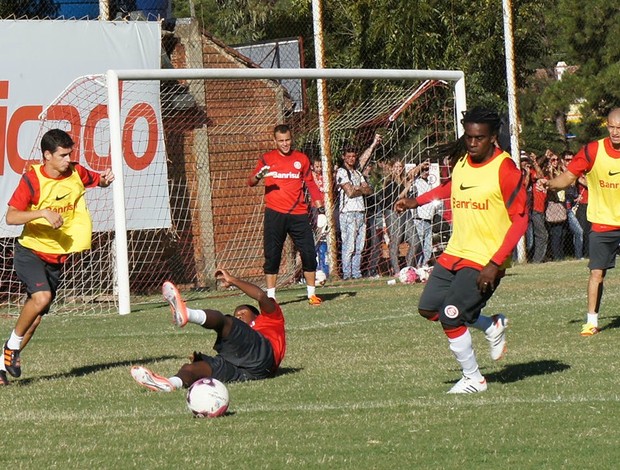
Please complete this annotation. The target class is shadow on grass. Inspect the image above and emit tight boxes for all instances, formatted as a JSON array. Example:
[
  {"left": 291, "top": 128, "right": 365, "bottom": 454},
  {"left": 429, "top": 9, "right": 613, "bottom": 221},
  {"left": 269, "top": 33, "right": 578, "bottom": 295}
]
[
  {"left": 273, "top": 366, "right": 303, "bottom": 378},
  {"left": 278, "top": 291, "right": 357, "bottom": 306},
  {"left": 599, "top": 314, "right": 620, "bottom": 332},
  {"left": 484, "top": 359, "right": 571, "bottom": 384},
  {"left": 568, "top": 314, "right": 620, "bottom": 331},
  {"left": 13, "top": 355, "right": 179, "bottom": 386}
]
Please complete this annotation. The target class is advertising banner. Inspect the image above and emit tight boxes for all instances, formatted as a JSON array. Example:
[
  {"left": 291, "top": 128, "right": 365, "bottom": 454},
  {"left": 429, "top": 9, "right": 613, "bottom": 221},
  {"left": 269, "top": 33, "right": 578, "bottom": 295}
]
[{"left": 0, "top": 20, "right": 169, "bottom": 236}]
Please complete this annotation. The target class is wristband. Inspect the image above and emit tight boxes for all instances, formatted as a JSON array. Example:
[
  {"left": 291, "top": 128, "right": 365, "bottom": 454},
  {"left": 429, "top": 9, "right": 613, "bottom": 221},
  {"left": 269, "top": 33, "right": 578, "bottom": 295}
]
[{"left": 318, "top": 207, "right": 326, "bottom": 214}]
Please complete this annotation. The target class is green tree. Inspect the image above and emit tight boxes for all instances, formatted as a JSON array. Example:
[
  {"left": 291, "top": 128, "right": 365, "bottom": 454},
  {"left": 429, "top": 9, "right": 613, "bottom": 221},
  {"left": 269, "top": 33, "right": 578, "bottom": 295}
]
[{"left": 522, "top": 0, "right": 620, "bottom": 150}]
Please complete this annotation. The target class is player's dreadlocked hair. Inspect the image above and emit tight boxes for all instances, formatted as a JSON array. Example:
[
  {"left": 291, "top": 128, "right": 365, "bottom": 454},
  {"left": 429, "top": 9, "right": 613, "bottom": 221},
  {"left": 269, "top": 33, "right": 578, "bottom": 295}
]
[
  {"left": 426, "top": 107, "right": 501, "bottom": 169},
  {"left": 461, "top": 107, "right": 501, "bottom": 135}
]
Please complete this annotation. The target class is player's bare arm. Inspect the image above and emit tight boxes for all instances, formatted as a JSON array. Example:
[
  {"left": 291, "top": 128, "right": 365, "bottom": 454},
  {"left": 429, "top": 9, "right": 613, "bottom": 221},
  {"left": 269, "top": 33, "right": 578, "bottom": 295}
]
[
  {"left": 215, "top": 269, "right": 276, "bottom": 313},
  {"left": 394, "top": 197, "right": 418, "bottom": 213},
  {"left": 538, "top": 170, "right": 577, "bottom": 191},
  {"left": 6, "top": 206, "right": 63, "bottom": 229}
]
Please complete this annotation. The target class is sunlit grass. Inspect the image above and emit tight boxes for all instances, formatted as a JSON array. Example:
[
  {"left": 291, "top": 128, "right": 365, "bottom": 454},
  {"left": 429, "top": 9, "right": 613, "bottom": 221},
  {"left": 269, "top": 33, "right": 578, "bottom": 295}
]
[{"left": 1, "top": 260, "right": 619, "bottom": 468}]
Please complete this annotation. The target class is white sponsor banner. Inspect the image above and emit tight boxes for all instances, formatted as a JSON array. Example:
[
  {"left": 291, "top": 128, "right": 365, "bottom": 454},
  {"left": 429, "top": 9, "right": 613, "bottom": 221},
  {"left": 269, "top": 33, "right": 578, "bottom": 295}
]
[{"left": 0, "top": 20, "right": 170, "bottom": 237}]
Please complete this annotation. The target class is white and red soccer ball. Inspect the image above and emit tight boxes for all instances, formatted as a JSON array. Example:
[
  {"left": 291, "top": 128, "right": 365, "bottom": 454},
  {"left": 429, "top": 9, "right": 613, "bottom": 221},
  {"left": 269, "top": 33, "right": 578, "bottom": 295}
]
[
  {"left": 398, "top": 266, "right": 418, "bottom": 284},
  {"left": 186, "top": 378, "right": 229, "bottom": 418},
  {"left": 315, "top": 269, "right": 327, "bottom": 286}
]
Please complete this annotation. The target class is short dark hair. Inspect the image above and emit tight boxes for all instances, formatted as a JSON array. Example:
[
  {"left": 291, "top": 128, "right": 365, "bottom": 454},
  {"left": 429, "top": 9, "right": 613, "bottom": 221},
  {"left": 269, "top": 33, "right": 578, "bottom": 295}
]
[
  {"left": 41, "top": 129, "right": 74, "bottom": 156},
  {"left": 237, "top": 304, "right": 260, "bottom": 316},
  {"left": 274, "top": 124, "right": 291, "bottom": 135},
  {"left": 461, "top": 107, "right": 501, "bottom": 135},
  {"left": 342, "top": 142, "right": 358, "bottom": 154}
]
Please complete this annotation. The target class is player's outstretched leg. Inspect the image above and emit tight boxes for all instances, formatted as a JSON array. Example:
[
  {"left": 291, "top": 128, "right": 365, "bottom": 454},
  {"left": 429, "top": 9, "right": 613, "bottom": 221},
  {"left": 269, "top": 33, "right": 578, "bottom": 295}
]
[
  {"left": 131, "top": 366, "right": 175, "bottom": 392},
  {"left": 162, "top": 281, "right": 189, "bottom": 327}
]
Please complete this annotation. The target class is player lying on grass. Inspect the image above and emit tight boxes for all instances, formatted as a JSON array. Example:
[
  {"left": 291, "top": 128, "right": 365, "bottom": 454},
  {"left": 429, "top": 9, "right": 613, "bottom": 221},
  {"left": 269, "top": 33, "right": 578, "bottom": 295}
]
[{"left": 131, "top": 269, "right": 285, "bottom": 391}]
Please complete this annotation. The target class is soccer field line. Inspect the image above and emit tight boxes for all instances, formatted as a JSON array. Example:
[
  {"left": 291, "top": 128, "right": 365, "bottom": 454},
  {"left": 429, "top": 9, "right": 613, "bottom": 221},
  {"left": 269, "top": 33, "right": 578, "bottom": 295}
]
[{"left": 6, "top": 393, "right": 619, "bottom": 423}]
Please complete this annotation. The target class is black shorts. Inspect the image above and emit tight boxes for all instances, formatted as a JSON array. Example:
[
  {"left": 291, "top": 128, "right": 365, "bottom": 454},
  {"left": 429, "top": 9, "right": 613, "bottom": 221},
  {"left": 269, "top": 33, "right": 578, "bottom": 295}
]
[
  {"left": 196, "top": 316, "right": 275, "bottom": 382},
  {"left": 588, "top": 230, "right": 620, "bottom": 271},
  {"left": 14, "top": 242, "right": 62, "bottom": 305},
  {"left": 418, "top": 263, "right": 497, "bottom": 327},
  {"left": 263, "top": 207, "right": 317, "bottom": 274}
]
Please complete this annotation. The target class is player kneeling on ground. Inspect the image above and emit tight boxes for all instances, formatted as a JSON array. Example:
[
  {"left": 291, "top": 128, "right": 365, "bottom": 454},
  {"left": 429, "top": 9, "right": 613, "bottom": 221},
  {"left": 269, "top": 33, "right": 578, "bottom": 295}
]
[{"left": 131, "top": 269, "right": 285, "bottom": 391}]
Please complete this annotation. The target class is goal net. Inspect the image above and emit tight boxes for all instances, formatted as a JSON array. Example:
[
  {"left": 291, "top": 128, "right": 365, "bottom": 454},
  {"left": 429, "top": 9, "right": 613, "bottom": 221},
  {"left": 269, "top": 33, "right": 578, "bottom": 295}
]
[{"left": 0, "top": 68, "right": 464, "bottom": 315}]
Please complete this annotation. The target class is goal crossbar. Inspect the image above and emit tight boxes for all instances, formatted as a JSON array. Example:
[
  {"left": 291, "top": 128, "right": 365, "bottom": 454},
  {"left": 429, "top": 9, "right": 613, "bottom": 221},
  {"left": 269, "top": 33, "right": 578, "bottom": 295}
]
[{"left": 105, "top": 68, "right": 467, "bottom": 315}]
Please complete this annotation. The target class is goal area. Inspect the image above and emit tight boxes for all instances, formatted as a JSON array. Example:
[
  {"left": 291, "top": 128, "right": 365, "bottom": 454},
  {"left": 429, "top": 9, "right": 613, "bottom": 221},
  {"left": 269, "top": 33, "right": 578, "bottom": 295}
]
[{"left": 0, "top": 68, "right": 465, "bottom": 315}]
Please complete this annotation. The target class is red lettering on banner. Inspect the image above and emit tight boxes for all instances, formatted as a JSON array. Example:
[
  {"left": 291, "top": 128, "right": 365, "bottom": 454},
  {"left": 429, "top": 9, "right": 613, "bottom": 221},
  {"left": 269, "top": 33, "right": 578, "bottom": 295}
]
[
  {"left": 8, "top": 105, "right": 41, "bottom": 175},
  {"left": 0, "top": 80, "right": 8, "bottom": 175},
  {"left": 45, "top": 105, "right": 82, "bottom": 157},
  {"left": 1, "top": 79, "right": 161, "bottom": 176},
  {"left": 84, "top": 104, "right": 110, "bottom": 171},
  {"left": 122, "top": 103, "right": 158, "bottom": 171}
]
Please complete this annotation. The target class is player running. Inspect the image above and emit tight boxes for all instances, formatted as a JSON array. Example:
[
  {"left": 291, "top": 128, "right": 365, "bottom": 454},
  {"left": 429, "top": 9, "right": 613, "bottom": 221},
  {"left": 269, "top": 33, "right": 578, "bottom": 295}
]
[{"left": 395, "top": 107, "right": 528, "bottom": 394}]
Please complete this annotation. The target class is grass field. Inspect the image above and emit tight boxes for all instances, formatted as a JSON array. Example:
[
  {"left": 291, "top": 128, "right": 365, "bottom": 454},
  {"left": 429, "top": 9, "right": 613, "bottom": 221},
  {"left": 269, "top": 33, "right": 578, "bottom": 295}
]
[{"left": 1, "top": 260, "right": 620, "bottom": 469}]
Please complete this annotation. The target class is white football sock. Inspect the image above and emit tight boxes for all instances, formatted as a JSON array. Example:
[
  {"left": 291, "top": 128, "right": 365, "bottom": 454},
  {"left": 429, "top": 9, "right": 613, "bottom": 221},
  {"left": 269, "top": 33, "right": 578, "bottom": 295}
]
[
  {"left": 307, "top": 285, "right": 316, "bottom": 297},
  {"left": 587, "top": 312, "right": 598, "bottom": 327},
  {"left": 448, "top": 329, "right": 483, "bottom": 380},
  {"left": 267, "top": 288, "right": 276, "bottom": 299},
  {"left": 188, "top": 308, "right": 207, "bottom": 325},
  {"left": 168, "top": 376, "right": 183, "bottom": 390},
  {"left": 7, "top": 330, "right": 23, "bottom": 351},
  {"left": 467, "top": 315, "right": 493, "bottom": 333}
]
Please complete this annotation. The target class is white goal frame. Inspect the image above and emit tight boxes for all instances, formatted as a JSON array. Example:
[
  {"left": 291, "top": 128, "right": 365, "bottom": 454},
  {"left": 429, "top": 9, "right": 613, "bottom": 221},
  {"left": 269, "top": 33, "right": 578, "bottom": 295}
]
[{"left": 106, "top": 68, "right": 467, "bottom": 315}]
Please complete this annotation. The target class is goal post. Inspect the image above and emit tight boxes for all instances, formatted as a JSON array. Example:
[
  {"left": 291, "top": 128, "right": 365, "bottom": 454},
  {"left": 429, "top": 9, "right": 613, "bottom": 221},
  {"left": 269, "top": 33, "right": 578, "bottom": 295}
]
[
  {"left": 0, "top": 68, "right": 465, "bottom": 317},
  {"left": 107, "top": 68, "right": 466, "bottom": 315}
]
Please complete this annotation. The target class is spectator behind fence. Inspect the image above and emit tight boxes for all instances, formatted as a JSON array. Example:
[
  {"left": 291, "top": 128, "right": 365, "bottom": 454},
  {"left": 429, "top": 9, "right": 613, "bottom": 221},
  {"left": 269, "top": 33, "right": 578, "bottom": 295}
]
[
  {"left": 361, "top": 160, "right": 385, "bottom": 278},
  {"left": 540, "top": 108, "right": 620, "bottom": 336},
  {"left": 311, "top": 157, "right": 330, "bottom": 278},
  {"left": 530, "top": 152, "right": 548, "bottom": 263},
  {"left": 561, "top": 151, "right": 583, "bottom": 259},
  {"left": 336, "top": 135, "right": 381, "bottom": 280},
  {"left": 406, "top": 161, "right": 436, "bottom": 268},
  {"left": 381, "top": 159, "right": 413, "bottom": 275},
  {"left": 543, "top": 150, "right": 566, "bottom": 261}
]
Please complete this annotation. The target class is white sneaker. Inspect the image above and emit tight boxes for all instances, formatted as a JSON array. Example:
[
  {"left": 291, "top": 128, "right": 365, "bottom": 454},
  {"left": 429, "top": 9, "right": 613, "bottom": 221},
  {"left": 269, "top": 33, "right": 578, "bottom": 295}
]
[
  {"left": 131, "top": 366, "right": 174, "bottom": 392},
  {"left": 447, "top": 375, "right": 488, "bottom": 394},
  {"left": 486, "top": 314, "right": 508, "bottom": 361}
]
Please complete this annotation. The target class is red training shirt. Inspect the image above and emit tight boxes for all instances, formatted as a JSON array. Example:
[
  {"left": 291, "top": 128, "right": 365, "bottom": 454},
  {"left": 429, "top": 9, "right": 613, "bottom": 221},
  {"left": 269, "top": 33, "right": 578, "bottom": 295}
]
[
  {"left": 252, "top": 301, "right": 286, "bottom": 370},
  {"left": 250, "top": 149, "right": 323, "bottom": 215}
]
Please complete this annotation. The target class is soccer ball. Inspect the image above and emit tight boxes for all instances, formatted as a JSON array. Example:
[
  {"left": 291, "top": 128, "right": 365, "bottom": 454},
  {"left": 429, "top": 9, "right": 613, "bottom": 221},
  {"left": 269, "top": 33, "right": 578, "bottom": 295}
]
[
  {"left": 186, "top": 378, "right": 229, "bottom": 418},
  {"left": 415, "top": 265, "right": 432, "bottom": 283},
  {"left": 398, "top": 266, "right": 418, "bottom": 284},
  {"left": 315, "top": 269, "right": 327, "bottom": 286}
]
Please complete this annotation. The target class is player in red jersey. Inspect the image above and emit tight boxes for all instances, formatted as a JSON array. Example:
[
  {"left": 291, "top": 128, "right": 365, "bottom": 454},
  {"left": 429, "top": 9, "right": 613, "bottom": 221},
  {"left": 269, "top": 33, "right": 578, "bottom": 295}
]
[
  {"left": 395, "top": 108, "right": 528, "bottom": 393},
  {"left": 248, "top": 124, "right": 325, "bottom": 305},
  {"left": 131, "top": 269, "right": 286, "bottom": 391},
  {"left": 2, "top": 129, "right": 114, "bottom": 386},
  {"left": 540, "top": 108, "right": 620, "bottom": 336}
]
